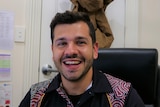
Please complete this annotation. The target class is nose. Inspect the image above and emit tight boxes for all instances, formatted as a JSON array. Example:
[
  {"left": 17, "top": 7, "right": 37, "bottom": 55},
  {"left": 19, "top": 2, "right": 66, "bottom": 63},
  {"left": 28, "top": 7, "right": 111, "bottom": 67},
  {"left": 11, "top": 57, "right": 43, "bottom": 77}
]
[{"left": 64, "top": 42, "right": 78, "bottom": 55}]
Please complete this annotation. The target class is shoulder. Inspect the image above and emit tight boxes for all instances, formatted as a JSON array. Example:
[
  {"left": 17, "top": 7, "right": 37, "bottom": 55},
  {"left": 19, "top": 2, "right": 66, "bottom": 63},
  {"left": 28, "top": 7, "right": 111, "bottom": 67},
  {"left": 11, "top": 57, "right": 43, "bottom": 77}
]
[
  {"left": 104, "top": 73, "right": 131, "bottom": 90},
  {"left": 104, "top": 73, "right": 131, "bottom": 94},
  {"left": 30, "top": 79, "right": 53, "bottom": 98},
  {"left": 31, "top": 79, "right": 52, "bottom": 90},
  {"left": 104, "top": 73, "right": 132, "bottom": 106}
]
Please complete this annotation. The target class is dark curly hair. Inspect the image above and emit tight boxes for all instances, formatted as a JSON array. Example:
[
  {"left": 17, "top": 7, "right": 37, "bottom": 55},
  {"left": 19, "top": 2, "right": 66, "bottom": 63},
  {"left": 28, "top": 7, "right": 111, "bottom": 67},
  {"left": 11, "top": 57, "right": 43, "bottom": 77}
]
[{"left": 50, "top": 11, "right": 96, "bottom": 44}]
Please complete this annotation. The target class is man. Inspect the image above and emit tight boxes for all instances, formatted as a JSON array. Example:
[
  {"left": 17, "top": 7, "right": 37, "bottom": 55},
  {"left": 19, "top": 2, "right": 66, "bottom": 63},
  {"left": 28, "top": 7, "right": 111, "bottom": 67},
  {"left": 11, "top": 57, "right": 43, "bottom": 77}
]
[{"left": 19, "top": 11, "right": 145, "bottom": 107}]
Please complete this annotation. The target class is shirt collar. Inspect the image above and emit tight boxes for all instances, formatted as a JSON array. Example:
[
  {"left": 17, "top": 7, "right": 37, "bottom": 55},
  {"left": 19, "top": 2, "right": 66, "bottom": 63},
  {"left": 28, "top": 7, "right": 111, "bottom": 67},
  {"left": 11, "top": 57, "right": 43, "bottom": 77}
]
[{"left": 91, "top": 69, "right": 113, "bottom": 93}]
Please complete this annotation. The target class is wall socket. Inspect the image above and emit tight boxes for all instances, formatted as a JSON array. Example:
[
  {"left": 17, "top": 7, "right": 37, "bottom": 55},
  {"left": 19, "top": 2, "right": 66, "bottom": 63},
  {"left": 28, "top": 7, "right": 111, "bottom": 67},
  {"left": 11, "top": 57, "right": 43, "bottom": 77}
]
[{"left": 15, "top": 26, "right": 25, "bottom": 43}]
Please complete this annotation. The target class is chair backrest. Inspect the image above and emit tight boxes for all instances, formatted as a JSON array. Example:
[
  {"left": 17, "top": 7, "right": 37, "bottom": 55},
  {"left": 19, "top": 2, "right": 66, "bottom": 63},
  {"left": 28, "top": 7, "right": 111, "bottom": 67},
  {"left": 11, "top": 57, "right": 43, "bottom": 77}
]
[{"left": 93, "top": 48, "right": 159, "bottom": 107}]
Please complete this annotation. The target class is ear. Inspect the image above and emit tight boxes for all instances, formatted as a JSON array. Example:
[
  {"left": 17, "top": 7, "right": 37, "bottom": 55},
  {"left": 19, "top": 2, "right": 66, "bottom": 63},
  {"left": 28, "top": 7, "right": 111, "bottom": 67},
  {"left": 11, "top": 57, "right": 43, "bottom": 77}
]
[{"left": 93, "top": 42, "right": 98, "bottom": 59}]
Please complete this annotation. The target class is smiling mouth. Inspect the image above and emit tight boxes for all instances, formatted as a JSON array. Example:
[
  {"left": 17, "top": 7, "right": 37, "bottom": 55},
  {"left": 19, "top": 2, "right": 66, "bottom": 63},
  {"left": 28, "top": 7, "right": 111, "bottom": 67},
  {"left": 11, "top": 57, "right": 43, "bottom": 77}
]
[{"left": 63, "top": 61, "right": 81, "bottom": 65}]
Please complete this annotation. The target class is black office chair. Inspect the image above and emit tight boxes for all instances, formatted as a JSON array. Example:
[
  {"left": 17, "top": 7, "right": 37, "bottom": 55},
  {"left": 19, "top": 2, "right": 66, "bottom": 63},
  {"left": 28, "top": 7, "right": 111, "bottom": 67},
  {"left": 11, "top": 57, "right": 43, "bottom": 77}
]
[{"left": 93, "top": 48, "right": 160, "bottom": 107}]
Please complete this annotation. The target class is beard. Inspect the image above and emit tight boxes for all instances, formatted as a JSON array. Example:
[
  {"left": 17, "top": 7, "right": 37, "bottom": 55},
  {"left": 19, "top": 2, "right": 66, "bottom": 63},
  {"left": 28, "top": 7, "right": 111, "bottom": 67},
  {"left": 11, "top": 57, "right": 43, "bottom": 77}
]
[
  {"left": 54, "top": 54, "right": 94, "bottom": 82},
  {"left": 62, "top": 59, "right": 93, "bottom": 82}
]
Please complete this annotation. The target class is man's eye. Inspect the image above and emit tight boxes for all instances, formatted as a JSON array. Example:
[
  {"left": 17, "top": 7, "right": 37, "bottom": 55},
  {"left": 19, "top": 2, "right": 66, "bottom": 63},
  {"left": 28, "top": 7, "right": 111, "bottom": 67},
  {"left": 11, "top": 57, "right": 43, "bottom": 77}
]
[
  {"left": 57, "top": 42, "right": 67, "bottom": 47},
  {"left": 77, "top": 41, "right": 86, "bottom": 45}
]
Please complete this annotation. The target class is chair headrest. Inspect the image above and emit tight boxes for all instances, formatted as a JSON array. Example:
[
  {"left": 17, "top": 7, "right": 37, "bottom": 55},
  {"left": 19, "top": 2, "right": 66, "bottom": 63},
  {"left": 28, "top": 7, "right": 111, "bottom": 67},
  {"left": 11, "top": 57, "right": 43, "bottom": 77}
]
[{"left": 93, "top": 48, "right": 158, "bottom": 104}]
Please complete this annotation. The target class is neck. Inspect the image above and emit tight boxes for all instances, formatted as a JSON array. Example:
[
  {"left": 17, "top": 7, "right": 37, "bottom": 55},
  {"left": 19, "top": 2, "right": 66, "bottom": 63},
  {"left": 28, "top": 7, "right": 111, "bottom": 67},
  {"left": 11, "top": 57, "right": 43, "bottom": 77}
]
[{"left": 61, "top": 70, "right": 93, "bottom": 95}]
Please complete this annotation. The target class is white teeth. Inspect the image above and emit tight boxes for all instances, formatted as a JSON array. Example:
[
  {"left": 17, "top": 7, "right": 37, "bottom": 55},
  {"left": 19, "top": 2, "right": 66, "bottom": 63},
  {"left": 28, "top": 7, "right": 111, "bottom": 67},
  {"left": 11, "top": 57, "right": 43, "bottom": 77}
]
[{"left": 64, "top": 61, "right": 80, "bottom": 65}]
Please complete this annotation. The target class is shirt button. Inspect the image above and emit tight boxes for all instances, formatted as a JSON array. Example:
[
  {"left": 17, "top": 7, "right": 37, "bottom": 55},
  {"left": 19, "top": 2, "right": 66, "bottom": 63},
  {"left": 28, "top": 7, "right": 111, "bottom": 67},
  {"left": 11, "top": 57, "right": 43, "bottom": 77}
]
[
  {"left": 77, "top": 101, "right": 80, "bottom": 105},
  {"left": 89, "top": 91, "right": 92, "bottom": 95}
]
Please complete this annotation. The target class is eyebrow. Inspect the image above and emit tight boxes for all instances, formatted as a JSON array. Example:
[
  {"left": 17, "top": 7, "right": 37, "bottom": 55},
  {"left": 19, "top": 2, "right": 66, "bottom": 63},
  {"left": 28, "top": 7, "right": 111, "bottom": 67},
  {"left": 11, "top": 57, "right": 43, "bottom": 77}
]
[
  {"left": 54, "top": 37, "right": 66, "bottom": 42},
  {"left": 76, "top": 36, "right": 88, "bottom": 40}
]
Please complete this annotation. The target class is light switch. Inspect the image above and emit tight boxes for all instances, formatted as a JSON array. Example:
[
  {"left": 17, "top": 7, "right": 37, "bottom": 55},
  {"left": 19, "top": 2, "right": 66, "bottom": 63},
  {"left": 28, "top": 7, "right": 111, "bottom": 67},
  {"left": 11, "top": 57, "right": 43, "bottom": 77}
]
[{"left": 15, "top": 26, "right": 25, "bottom": 42}]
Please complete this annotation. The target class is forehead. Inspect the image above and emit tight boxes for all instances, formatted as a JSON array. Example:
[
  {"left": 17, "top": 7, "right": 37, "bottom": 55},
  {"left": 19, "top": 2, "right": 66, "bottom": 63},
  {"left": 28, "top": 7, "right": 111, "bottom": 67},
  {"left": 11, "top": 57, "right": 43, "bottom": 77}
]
[{"left": 53, "top": 21, "right": 91, "bottom": 41}]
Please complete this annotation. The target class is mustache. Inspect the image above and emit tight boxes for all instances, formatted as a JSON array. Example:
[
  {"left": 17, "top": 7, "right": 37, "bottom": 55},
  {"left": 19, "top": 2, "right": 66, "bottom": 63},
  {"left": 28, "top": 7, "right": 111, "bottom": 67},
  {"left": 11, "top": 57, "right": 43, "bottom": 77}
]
[{"left": 61, "top": 54, "right": 84, "bottom": 60}]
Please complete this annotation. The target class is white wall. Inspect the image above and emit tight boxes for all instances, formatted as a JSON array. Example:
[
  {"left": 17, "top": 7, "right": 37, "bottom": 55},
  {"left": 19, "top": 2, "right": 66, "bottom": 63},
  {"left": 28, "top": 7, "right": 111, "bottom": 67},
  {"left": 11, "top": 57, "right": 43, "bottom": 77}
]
[
  {"left": 0, "top": 0, "right": 26, "bottom": 106},
  {"left": 0, "top": 0, "right": 160, "bottom": 106},
  {"left": 139, "top": 0, "right": 160, "bottom": 61}
]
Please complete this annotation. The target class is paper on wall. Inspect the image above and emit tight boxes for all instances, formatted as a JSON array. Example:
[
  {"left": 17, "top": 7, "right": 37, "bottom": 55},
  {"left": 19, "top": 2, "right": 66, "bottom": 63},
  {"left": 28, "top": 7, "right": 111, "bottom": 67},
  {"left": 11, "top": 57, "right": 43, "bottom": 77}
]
[
  {"left": 0, "top": 83, "right": 12, "bottom": 107},
  {"left": 0, "top": 54, "right": 11, "bottom": 81},
  {"left": 0, "top": 11, "right": 14, "bottom": 50}
]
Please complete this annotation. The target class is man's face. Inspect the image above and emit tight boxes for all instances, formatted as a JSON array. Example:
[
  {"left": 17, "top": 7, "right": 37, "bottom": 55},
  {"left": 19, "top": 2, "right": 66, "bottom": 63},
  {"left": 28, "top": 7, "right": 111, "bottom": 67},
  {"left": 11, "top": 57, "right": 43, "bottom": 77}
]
[{"left": 51, "top": 21, "right": 98, "bottom": 82}]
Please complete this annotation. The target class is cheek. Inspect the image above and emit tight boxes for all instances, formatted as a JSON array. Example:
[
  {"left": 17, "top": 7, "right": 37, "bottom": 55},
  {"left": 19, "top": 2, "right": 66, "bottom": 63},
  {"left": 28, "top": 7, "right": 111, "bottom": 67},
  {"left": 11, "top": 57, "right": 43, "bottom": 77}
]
[
  {"left": 52, "top": 55, "right": 60, "bottom": 66},
  {"left": 52, "top": 49, "right": 62, "bottom": 62},
  {"left": 52, "top": 52, "right": 58, "bottom": 60}
]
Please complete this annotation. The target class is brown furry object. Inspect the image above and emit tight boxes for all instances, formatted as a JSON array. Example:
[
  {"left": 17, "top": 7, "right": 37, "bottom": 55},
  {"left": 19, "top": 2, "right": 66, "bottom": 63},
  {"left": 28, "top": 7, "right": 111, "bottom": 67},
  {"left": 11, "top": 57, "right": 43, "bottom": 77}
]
[{"left": 70, "top": 0, "right": 114, "bottom": 48}]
